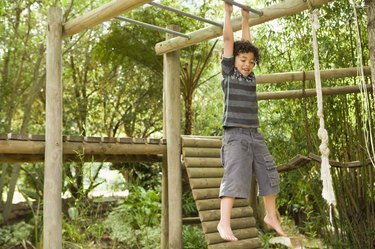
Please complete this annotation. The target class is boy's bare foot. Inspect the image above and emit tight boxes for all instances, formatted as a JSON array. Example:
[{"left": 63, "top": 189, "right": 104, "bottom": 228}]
[
  {"left": 217, "top": 222, "right": 238, "bottom": 241},
  {"left": 264, "top": 215, "right": 287, "bottom": 237}
]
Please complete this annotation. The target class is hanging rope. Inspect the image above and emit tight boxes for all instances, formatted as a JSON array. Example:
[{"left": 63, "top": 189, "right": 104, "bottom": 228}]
[
  {"left": 350, "top": 0, "right": 375, "bottom": 166},
  {"left": 309, "top": 2, "right": 336, "bottom": 220}
]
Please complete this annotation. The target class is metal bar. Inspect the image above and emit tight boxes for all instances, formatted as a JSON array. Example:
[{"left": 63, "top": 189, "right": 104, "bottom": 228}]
[
  {"left": 222, "top": 0, "right": 263, "bottom": 16},
  {"left": 149, "top": 2, "right": 223, "bottom": 28},
  {"left": 115, "top": 16, "right": 190, "bottom": 39}
]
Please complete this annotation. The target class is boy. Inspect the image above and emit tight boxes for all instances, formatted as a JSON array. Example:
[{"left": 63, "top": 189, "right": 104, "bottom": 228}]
[{"left": 217, "top": 2, "right": 287, "bottom": 241}]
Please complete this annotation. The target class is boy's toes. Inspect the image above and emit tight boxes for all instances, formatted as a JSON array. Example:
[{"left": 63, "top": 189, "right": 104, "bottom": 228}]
[{"left": 217, "top": 224, "right": 238, "bottom": 241}]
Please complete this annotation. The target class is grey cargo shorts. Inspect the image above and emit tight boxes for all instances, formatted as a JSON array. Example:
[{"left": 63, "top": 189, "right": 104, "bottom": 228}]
[{"left": 219, "top": 127, "right": 280, "bottom": 199}]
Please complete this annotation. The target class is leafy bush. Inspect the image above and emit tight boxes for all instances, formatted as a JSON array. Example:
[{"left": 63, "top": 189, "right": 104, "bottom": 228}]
[
  {"left": 105, "top": 186, "right": 161, "bottom": 248},
  {"left": 183, "top": 225, "right": 207, "bottom": 249},
  {"left": 0, "top": 221, "right": 33, "bottom": 248}
]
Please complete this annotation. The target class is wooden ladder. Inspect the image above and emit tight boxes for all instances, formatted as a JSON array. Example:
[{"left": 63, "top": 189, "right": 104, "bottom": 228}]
[{"left": 181, "top": 135, "right": 262, "bottom": 249}]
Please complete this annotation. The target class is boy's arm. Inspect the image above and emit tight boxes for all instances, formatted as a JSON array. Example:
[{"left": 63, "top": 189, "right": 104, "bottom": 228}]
[
  {"left": 241, "top": 9, "right": 251, "bottom": 42},
  {"left": 223, "top": 2, "right": 234, "bottom": 57}
]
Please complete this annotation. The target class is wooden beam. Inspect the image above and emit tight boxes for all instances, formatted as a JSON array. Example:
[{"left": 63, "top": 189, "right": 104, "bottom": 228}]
[
  {"left": 0, "top": 154, "right": 162, "bottom": 163},
  {"left": 63, "top": 0, "right": 153, "bottom": 37},
  {"left": 0, "top": 140, "right": 166, "bottom": 155},
  {"left": 257, "top": 84, "right": 373, "bottom": 100},
  {"left": 44, "top": 7, "right": 63, "bottom": 249},
  {"left": 155, "top": 0, "right": 334, "bottom": 55},
  {"left": 256, "top": 67, "right": 371, "bottom": 84},
  {"left": 164, "top": 25, "right": 182, "bottom": 249}
]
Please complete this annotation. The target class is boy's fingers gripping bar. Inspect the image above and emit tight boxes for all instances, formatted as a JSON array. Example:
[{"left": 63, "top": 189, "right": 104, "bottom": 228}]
[{"left": 222, "top": 0, "right": 263, "bottom": 16}]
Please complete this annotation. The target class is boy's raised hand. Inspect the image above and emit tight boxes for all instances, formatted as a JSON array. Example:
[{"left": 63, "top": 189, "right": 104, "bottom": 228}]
[
  {"left": 241, "top": 8, "right": 250, "bottom": 20},
  {"left": 224, "top": 1, "right": 233, "bottom": 14}
]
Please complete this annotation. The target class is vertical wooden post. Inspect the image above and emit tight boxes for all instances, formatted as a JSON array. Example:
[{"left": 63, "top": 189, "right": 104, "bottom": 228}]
[
  {"left": 366, "top": 0, "right": 375, "bottom": 112},
  {"left": 44, "top": 7, "right": 63, "bottom": 249},
  {"left": 164, "top": 25, "right": 182, "bottom": 249},
  {"left": 161, "top": 45, "right": 169, "bottom": 249}
]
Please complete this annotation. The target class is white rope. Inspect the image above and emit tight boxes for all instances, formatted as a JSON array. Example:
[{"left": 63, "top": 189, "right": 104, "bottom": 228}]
[
  {"left": 350, "top": 0, "right": 375, "bottom": 166},
  {"left": 310, "top": 8, "right": 336, "bottom": 217}
]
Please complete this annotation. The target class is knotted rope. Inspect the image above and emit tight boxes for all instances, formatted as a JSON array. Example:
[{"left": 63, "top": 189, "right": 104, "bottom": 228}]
[{"left": 309, "top": 3, "right": 336, "bottom": 222}]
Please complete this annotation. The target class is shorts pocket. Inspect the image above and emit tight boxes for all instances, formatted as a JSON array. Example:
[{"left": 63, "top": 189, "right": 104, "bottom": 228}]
[
  {"left": 268, "top": 171, "right": 279, "bottom": 187},
  {"left": 263, "top": 154, "right": 279, "bottom": 186},
  {"left": 263, "top": 154, "right": 276, "bottom": 170}
]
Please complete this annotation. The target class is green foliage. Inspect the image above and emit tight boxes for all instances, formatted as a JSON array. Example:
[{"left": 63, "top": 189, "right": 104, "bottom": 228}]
[
  {"left": 111, "top": 162, "right": 161, "bottom": 190},
  {"left": 182, "top": 225, "right": 207, "bottom": 249},
  {"left": 104, "top": 186, "right": 161, "bottom": 248},
  {"left": 0, "top": 222, "right": 33, "bottom": 248},
  {"left": 182, "top": 190, "right": 198, "bottom": 217}
]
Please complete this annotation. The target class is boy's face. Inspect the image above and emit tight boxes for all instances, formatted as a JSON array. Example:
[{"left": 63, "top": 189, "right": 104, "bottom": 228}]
[{"left": 234, "top": 52, "right": 256, "bottom": 77}]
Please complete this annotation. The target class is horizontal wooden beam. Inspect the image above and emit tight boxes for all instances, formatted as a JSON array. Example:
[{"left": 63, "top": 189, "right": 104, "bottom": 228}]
[
  {"left": 63, "top": 0, "right": 153, "bottom": 37},
  {"left": 0, "top": 140, "right": 166, "bottom": 154},
  {"left": 155, "top": 0, "right": 334, "bottom": 54},
  {"left": 257, "top": 67, "right": 371, "bottom": 84},
  {"left": 0, "top": 154, "right": 162, "bottom": 163},
  {"left": 257, "top": 84, "right": 373, "bottom": 100}
]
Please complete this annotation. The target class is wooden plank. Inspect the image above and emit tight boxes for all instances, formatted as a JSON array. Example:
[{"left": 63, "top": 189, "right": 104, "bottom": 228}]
[
  {"left": 0, "top": 134, "right": 8, "bottom": 140},
  {"left": 84, "top": 136, "right": 102, "bottom": 143},
  {"left": 308, "top": 153, "right": 363, "bottom": 168},
  {"left": 133, "top": 137, "right": 148, "bottom": 144},
  {"left": 196, "top": 198, "right": 249, "bottom": 211},
  {"left": 155, "top": 0, "right": 334, "bottom": 54},
  {"left": 199, "top": 207, "right": 253, "bottom": 222},
  {"left": 183, "top": 147, "right": 220, "bottom": 158},
  {"left": 182, "top": 137, "right": 222, "bottom": 148},
  {"left": 206, "top": 227, "right": 259, "bottom": 245},
  {"left": 189, "top": 178, "right": 222, "bottom": 189},
  {"left": 186, "top": 168, "right": 224, "bottom": 178},
  {"left": 63, "top": 0, "right": 154, "bottom": 37},
  {"left": 192, "top": 188, "right": 219, "bottom": 200},
  {"left": 202, "top": 217, "right": 257, "bottom": 233},
  {"left": 184, "top": 157, "right": 222, "bottom": 167},
  {"left": 207, "top": 237, "right": 262, "bottom": 249},
  {"left": 30, "top": 134, "right": 46, "bottom": 141},
  {"left": 148, "top": 138, "right": 163, "bottom": 144},
  {"left": 277, "top": 154, "right": 311, "bottom": 172}
]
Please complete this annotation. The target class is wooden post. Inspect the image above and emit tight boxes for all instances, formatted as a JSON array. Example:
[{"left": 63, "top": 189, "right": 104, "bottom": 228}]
[
  {"left": 44, "top": 7, "right": 63, "bottom": 249},
  {"left": 366, "top": 0, "right": 375, "bottom": 113},
  {"left": 164, "top": 25, "right": 182, "bottom": 249},
  {"left": 161, "top": 42, "right": 169, "bottom": 249},
  {"left": 155, "top": 0, "right": 334, "bottom": 54}
]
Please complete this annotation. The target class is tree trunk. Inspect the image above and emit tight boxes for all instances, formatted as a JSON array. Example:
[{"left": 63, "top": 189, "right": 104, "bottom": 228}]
[
  {"left": 184, "top": 95, "right": 193, "bottom": 135},
  {"left": 3, "top": 163, "right": 21, "bottom": 221},
  {"left": 0, "top": 163, "right": 8, "bottom": 205}
]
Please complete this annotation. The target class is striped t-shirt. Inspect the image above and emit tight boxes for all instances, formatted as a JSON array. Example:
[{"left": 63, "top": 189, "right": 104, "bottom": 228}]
[{"left": 221, "top": 56, "right": 259, "bottom": 128}]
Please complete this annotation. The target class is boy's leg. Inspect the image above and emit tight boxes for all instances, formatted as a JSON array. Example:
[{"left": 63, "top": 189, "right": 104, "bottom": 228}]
[
  {"left": 217, "top": 196, "right": 238, "bottom": 241},
  {"left": 263, "top": 194, "right": 287, "bottom": 236}
]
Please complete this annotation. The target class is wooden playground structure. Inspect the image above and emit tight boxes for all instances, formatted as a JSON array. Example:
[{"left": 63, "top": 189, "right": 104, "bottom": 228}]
[{"left": 2, "top": 0, "right": 375, "bottom": 248}]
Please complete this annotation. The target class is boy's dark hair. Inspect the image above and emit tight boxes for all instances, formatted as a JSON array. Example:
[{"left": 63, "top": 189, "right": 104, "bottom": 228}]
[{"left": 234, "top": 40, "right": 260, "bottom": 65}]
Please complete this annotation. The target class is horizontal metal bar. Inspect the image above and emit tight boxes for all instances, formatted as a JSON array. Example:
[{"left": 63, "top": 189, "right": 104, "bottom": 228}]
[
  {"left": 115, "top": 16, "right": 190, "bottom": 39},
  {"left": 149, "top": 2, "right": 223, "bottom": 28},
  {"left": 222, "top": 0, "right": 263, "bottom": 16}
]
